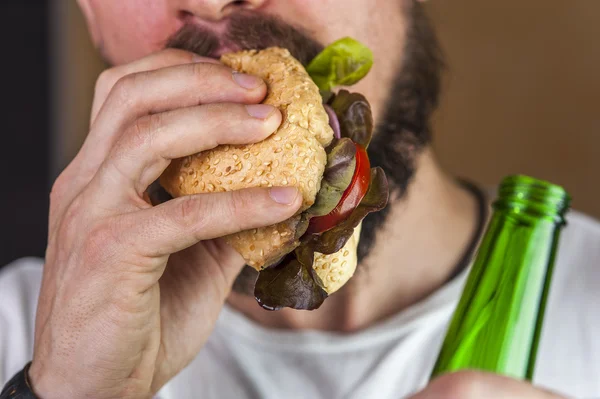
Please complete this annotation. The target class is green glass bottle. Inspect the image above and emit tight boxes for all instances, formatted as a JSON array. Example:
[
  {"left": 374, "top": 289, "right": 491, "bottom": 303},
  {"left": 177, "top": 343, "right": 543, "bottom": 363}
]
[{"left": 431, "top": 175, "right": 570, "bottom": 380}]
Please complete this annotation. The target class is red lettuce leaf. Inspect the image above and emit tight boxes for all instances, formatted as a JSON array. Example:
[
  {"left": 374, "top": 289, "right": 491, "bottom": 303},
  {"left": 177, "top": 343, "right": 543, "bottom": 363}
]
[{"left": 328, "top": 90, "right": 374, "bottom": 149}]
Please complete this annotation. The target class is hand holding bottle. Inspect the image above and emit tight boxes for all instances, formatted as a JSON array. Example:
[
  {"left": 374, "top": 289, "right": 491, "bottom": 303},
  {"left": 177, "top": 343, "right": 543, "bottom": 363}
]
[{"left": 411, "top": 371, "right": 566, "bottom": 399}]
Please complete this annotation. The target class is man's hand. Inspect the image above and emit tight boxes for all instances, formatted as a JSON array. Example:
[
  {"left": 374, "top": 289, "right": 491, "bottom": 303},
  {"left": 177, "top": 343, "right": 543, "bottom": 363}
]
[
  {"left": 411, "top": 371, "right": 567, "bottom": 399},
  {"left": 28, "top": 49, "right": 302, "bottom": 398}
]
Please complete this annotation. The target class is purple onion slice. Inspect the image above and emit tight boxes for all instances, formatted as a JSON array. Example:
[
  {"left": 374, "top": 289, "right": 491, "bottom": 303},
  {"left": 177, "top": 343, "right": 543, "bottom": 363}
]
[{"left": 324, "top": 104, "right": 341, "bottom": 139}]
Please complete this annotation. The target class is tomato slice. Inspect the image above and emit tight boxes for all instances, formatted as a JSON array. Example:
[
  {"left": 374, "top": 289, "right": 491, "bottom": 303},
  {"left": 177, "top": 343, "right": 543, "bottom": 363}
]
[{"left": 307, "top": 143, "right": 371, "bottom": 235}]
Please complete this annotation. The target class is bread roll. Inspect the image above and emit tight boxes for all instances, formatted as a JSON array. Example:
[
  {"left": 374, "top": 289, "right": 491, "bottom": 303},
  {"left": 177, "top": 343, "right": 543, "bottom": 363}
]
[{"left": 160, "top": 48, "right": 334, "bottom": 269}]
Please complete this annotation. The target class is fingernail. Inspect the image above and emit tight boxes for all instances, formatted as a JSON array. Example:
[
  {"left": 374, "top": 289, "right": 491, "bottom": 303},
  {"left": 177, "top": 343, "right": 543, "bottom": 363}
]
[
  {"left": 246, "top": 104, "right": 276, "bottom": 119},
  {"left": 233, "top": 72, "right": 263, "bottom": 89},
  {"left": 269, "top": 187, "right": 299, "bottom": 205}
]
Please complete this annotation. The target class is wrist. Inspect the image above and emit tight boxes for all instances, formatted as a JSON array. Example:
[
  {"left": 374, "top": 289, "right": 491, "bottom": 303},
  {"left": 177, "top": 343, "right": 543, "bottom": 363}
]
[{"left": 27, "top": 360, "right": 68, "bottom": 399}]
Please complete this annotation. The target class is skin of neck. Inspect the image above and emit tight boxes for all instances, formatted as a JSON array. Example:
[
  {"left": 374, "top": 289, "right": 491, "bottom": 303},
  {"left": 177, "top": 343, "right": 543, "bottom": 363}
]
[{"left": 227, "top": 148, "right": 481, "bottom": 332}]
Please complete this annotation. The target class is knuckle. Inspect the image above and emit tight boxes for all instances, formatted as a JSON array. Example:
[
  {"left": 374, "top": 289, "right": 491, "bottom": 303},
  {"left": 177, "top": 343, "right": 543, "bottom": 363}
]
[
  {"left": 95, "top": 67, "right": 123, "bottom": 97},
  {"left": 49, "top": 173, "right": 68, "bottom": 204},
  {"left": 434, "top": 371, "right": 483, "bottom": 398},
  {"left": 82, "top": 220, "right": 121, "bottom": 264},
  {"left": 176, "top": 195, "right": 204, "bottom": 231},
  {"left": 128, "top": 113, "right": 163, "bottom": 151},
  {"left": 190, "top": 62, "right": 223, "bottom": 85},
  {"left": 227, "top": 190, "right": 253, "bottom": 228},
  {"left": 111, "top": 72, "right": 143, "bottom": 107}
]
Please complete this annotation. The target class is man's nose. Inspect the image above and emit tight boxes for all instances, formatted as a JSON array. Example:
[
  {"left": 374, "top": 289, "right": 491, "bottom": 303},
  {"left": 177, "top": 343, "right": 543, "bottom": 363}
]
[{"left": 178, "top": 0, "right": 267, "bottom": 21}]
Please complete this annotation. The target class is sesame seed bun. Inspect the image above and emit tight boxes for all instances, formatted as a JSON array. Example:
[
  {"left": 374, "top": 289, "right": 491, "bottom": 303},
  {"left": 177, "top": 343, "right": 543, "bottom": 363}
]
[{"left": 160, "top": 48, "right": 359, "bottom": 289}]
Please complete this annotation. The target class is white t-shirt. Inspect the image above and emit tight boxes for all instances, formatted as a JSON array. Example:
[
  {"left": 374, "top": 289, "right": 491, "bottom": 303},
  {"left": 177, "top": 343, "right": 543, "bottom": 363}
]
[{"left": 1, "top": 211, "right": 599, "bottom": 399}]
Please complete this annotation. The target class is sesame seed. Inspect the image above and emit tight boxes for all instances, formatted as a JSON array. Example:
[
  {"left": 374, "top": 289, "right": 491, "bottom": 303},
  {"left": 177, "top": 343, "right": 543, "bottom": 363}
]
[
  {"left": 227, "top": 179, "right": 233, "bottom": 185},
  {"left": 259, "top": 249, "right": 264, "bottom": 257},
  {"left": 216, "top": 172, "right": 223, "bottom": 177},
  {"left": 285, "top": 143, "right": 292, "bottom": 150},
  {"left": 193, "top": 181, "right": 199, "bottom": 187},
  {"left": 286, "top": 163, "right": 294, "bottom": 169},
  {"left": 261, "top": 180, "right": 268, "bottom": 186},
  {"left": 200, "top": 182, "right": 206, "bottom": 189},
  {"left": 282, "top": 180, "right": 288, "bottom": 185},
  {"left": 273, "top": 160, "right": 280, "bottom": 168},
  {"left": 253, "top": 151, "right": 260, "bottom": 156},
  {"left": 179, "top": 175, "right": 184, "bottom": 183},
  {"left": 274, "top": 148, "right": 283, "bottom": 154},
  {"left": 207, "top": 184, "right": 215, "bottom": 192},
  {"left": 303, "top": 157, "right": 310, "bottom": 164},
  {"left": 225, "top": 166, "right": 232, "bottom": 173},
  {"left": 247, "top": 177, "right": 254, "bottom": 183},
  {"left": 222, "top": 145, "right": 230, "bottom": 152},
  {"left": 249, "top": 244, "right": 256, "bottom": 251},
  {"left": 343, "top": 250, "right": 349, "bottom": 256},
  {"left": 263, "top": 161, "right": 272, "bottom": 166},
  {"left": 274, "top": 136, "right": 282, "bottom": 141},
  {"left": 267, "top": 173, "right": 275, "bottom": 180},
  {"left": 298, "top": 167, "right": 306, "bottom": 172},
  {"left": 308, "top": 180, "right": 315, "bottom": 188},
  {"left": 257, "top": 170, "right": 264, "bottom": 176},
  {"left": 299, "top": 151, "right": 306, "bottom": 157},
  {"left": 332, "top": 258, "right": 339, "bottom": 263},
  {"left": 213, "top": 159, "right": 220, "bottom": 165},
  {"left": 188, "top": 170, "right": 194, "bottom": 176},
  {"left": 341, "top": 261, "right": 348, "bottom": 267},
  {"left": 209, "top": 167, "right": 216, "bottom": 175},
  {"left": 243, "top": 153, "right": 251, "bottom": 159},
  {"left": 233, "top": 155, "right": 239, "bottom": 161}
]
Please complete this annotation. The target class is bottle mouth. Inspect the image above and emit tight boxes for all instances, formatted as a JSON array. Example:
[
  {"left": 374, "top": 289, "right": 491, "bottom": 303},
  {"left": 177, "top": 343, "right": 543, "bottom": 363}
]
[{"left": 494, "top": 175, "right": 571, "bottom": 222}]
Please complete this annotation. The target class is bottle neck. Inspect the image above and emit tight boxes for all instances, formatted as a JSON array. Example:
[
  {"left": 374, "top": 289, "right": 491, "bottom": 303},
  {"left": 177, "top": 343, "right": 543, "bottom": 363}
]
[{"left": 493, "top": 175, "right": 570, "bottom": 224}]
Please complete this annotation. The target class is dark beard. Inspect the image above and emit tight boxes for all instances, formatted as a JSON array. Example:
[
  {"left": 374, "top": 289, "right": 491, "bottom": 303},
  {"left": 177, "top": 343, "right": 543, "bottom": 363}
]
[
  {"left": 164, "top": 4, "right": 444, "bottom": 291},
  {"left": 358, "top": 3, "right": 445, "bottom": 262}
]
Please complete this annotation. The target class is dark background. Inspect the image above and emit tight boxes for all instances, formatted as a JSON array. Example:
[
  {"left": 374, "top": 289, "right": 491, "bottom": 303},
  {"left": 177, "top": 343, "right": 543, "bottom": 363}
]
[{"left": 0, "top": 0, "right": 50, "bottom": 268}]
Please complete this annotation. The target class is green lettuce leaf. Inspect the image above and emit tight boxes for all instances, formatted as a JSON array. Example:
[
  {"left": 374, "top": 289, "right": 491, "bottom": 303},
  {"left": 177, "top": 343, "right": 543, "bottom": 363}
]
[
  {"left": 329, "top": 90, "right": 374, "bottom": 149},
  {"left": 307, "top": 138, "right": 356, "bottom": 217},
  {"left": 307, "top": 37, "right": 374, "bottom": 92}
]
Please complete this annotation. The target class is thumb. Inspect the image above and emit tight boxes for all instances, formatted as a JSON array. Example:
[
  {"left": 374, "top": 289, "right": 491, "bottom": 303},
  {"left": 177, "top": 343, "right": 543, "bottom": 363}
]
[{"left": 124, "top": 186, "right": 302, "bottom": 259}]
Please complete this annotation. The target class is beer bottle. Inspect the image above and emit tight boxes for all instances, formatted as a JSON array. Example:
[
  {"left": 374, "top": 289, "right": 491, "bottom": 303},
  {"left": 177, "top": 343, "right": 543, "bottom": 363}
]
[{"left": 431, "top": 175, "right": 570, "bottom": 380}]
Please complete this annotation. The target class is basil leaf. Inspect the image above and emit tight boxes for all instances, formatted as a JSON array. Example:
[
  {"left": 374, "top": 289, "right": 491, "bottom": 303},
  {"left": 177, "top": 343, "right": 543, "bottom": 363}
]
[
  {"left": 307, "top": 138, "right": 357, "bottom": 217},
  {"left": 307, "top": 37, "right": 374, "bottom": 91},
  {"left": 329, "top": 90, "right": 374, "bottom": 148},
  {"left": 254, "top": 248, "right": 328, "bottom": 311}
]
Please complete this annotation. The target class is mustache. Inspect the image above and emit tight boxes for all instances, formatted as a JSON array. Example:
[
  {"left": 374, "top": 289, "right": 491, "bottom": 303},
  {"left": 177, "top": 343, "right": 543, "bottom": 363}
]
[{"left": 165, "top": 12, "right": 324, "bottom": 66}]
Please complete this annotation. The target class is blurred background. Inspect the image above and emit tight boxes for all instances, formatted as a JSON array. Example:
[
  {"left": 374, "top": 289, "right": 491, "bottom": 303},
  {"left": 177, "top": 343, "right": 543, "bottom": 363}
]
[{"left": 0, "top": 0, "right": 598, "bottom": 267}]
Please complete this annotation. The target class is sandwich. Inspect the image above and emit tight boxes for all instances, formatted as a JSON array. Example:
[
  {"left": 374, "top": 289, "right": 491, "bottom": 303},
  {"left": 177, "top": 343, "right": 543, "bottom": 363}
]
[{"left": 159, "top": 38, "right": 389, "bottom": 310}]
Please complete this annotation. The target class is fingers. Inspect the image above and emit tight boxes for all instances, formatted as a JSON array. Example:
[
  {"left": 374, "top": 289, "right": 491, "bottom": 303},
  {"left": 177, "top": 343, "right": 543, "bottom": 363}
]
[
  {"left": 91, "top": 48, "right": 218, "bottom": 122},
  {"left": 95, "top": 101, "right": 281, "bottom": 197},
  {"left": 52, "top": 49, "right": 236, "bottom": 218},
  {"left": 65, "top": 54, "right": 266, "bottom": 205},
  {"left": 93, "top": 61, "right": 266, "bottom": 146},
  {"left": 411, "top": 371, "right": 567, "bottom": 399},
  {"left": 122, "top": 186, "right": 302, "bottom": 258}
]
